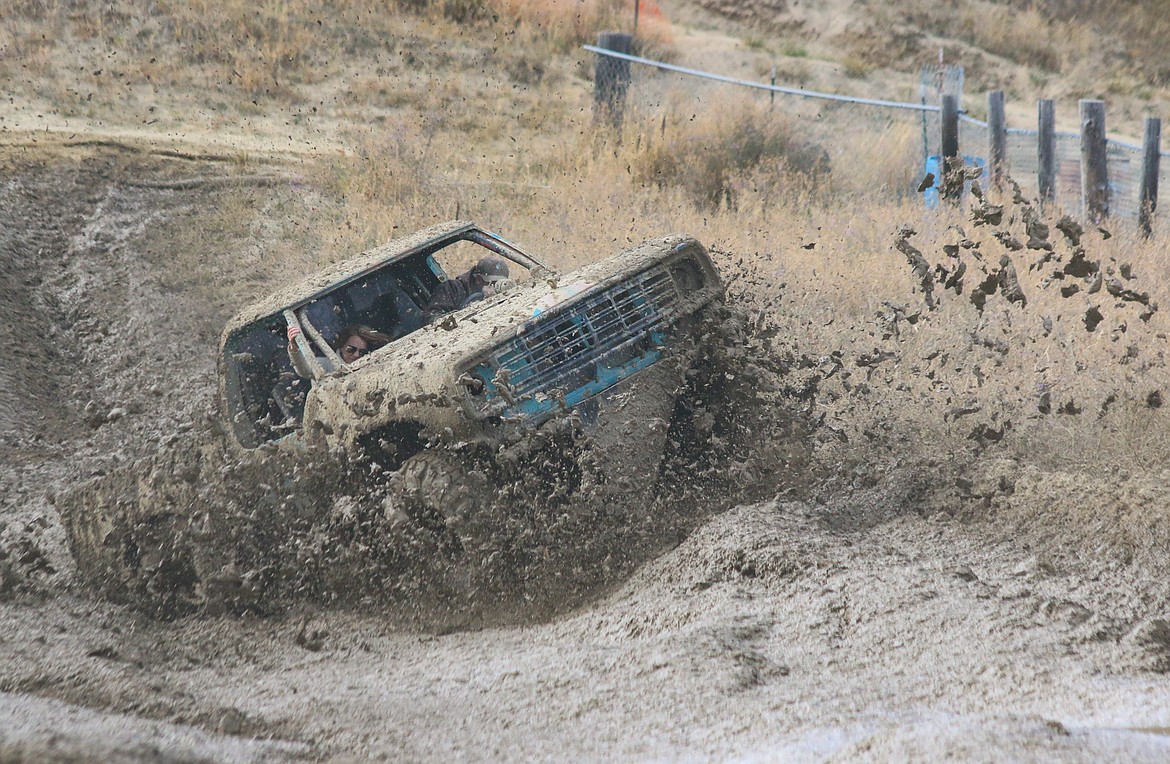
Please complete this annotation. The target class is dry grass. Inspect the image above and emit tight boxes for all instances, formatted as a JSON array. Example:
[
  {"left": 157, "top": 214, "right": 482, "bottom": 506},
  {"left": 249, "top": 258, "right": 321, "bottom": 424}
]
[
  {"left": 955, "top": 5, "right": 1076, "bottom": 73},
  {"left": 0, "top": 0, "right": 663, "bottom": 110},
  {"left": 1043, "top": 0, "right": 1170, "bottom": 87},
  {"left": 612, "top": 100, "right": 828, "bottom": 210},
  {"left": 153, "top": 120, "right": 1170, "bottom": 481},
  {"left": 841, "top": 55, "right": 871, "bottom": 80},
  {"left": 796, "top": 194, "right": 1170, "bottom": 474},
  {"left": 879, "top": 1, "right": 1091, "bottom": 75},
  {"left": 490, "top": 0, "right": 671, "bottom": 51},
  {"left": 8, "top": 0, "right": 1170, "bottom": 480},
  {"left": 838, "top": 121, "right": 922, "bottom": 200}
]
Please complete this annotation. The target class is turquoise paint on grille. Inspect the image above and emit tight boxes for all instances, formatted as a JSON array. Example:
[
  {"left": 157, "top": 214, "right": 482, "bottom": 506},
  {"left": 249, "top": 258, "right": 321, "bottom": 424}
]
[{"left": 470, "top": 266, "right": 676, "bottom": 422}]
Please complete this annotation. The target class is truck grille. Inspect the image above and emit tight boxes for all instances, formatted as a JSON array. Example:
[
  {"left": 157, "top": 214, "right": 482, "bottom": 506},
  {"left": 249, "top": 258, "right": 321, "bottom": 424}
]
[{"left": 474, "top": 265, "right": 682, "bottom": 408}]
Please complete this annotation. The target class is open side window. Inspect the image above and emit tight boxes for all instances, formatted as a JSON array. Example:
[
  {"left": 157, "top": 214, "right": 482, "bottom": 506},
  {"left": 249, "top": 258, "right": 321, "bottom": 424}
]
[
  {"left": 220, "top": 229, "right": 543, "bottom": 449},
  {"left": 222, "top": 319, "right": 298, "bottom": 449},
  {"left": 221, "top": 258, "right": 441, "bottom": 448}
]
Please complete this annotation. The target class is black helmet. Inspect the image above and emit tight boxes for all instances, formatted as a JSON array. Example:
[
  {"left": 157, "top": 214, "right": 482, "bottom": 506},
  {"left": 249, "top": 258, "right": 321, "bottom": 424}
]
[{"left": 472, "top": 256, "right": 510, "bottom": 283}]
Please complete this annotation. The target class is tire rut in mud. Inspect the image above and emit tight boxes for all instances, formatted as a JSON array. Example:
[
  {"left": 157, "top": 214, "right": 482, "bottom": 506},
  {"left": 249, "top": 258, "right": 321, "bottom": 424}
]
[
  {"left": 0, "top": 146, "right": 274, "bottom": 600},
  {"left": 0, "top": 156, "right": 101, "bottom": 440}
]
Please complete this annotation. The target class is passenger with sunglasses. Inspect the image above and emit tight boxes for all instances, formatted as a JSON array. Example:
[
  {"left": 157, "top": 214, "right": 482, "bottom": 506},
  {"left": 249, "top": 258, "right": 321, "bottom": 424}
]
[{"left": 287, "top": 323, "right": 393, "bottom": 379}]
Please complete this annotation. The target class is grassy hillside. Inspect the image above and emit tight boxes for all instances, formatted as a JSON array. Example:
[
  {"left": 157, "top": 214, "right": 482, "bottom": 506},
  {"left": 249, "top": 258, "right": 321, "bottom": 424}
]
[
  {"left": 691, "top": 0, "right": 1170, "bottom": 125},
  {"left": 3, "top": 1, "right": 1166, "bottom": 225},
  {"left": 3, "top": 0, "right": 1169, "bottom": 484}
]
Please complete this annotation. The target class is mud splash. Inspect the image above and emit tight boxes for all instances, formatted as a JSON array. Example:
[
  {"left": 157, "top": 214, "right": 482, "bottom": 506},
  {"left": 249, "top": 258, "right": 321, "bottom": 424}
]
[{"left": 56, "top": 300, "right": 813, "bottom": 625}]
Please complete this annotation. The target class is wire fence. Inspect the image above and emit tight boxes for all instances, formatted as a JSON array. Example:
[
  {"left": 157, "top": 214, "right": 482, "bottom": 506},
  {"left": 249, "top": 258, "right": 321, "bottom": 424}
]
[
  {"left": 587, "top": 44, "right": 1167, "bottom": 228},
  {"left": 962, "top": 117, "right": 1166, "bottom": 223}
]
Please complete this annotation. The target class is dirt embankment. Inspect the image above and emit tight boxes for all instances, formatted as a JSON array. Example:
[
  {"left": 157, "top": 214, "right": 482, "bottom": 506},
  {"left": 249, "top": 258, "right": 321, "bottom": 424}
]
[{"left": 2, "top": 145, "right": 1170, "bottom": 761}]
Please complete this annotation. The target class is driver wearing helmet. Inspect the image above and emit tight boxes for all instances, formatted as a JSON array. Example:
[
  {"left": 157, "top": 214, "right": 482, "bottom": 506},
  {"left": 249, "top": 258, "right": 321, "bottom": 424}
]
[{"left": 424, "top": 255, "right": 510, "bottom": 319}]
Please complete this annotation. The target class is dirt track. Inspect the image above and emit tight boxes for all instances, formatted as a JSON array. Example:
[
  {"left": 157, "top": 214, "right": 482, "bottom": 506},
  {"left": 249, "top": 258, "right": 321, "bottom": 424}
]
[{"left": 3, "top": 144, "right": 1170, "bottom": 761}]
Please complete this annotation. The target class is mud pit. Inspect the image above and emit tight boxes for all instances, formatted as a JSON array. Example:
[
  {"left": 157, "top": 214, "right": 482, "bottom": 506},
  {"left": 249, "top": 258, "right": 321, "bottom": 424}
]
[{"left": 3, "top": 144, "right": 1170, "bottom": 760}]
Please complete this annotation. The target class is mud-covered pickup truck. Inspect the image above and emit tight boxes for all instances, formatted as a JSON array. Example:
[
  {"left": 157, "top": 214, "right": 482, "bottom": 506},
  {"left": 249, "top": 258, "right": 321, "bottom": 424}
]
[
  {"left": 222, "top": 220, "right": 722, "bottom": 460},
  {"left": 64, "top": 221, "right": 741, "bottom": 612}
]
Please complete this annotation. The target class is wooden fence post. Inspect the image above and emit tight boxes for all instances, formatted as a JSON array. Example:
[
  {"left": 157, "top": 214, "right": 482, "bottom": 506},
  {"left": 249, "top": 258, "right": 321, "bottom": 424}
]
[
  {"left": 594, "top": 32, "right": 634, "bottom": 131},
  {"left": 1080, "top": 99, "right": 1109, "bottom": 222},
  {"left": 1038, "top": 99, "right": 1056, "bottom": 205},
  {"left": 987, "top": 90, "right": 1007, "bottom": 189},
  {"left": 940, "top": 94, "right": 961, "bottom": 202},
  {"left": 1140, "top": 116, "right": 1161, "bottom": 237}
]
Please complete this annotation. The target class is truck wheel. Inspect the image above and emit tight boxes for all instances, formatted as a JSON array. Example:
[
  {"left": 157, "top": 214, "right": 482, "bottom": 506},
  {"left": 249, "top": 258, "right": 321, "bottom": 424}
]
[{"left": 390, "top": 450, "right": 493, "bottom": 557}]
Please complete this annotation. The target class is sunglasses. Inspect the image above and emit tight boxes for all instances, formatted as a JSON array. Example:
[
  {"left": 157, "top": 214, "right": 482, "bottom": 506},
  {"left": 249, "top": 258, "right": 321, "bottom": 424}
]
[{"left": 343, "top": 344, "right": 370, "bottom": 358}]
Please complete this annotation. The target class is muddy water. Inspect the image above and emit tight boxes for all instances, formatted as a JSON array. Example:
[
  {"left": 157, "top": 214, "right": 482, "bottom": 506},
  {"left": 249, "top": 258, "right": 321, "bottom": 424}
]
[{"left": 3, "top": 146, "right": 1170, "bottom": 761}]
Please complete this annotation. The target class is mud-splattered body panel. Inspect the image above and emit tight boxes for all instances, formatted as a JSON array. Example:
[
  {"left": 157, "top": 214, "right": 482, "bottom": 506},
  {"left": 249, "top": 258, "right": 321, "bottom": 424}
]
[{"left": 219, "top": 224, "right": 722, "bottom": 457}]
